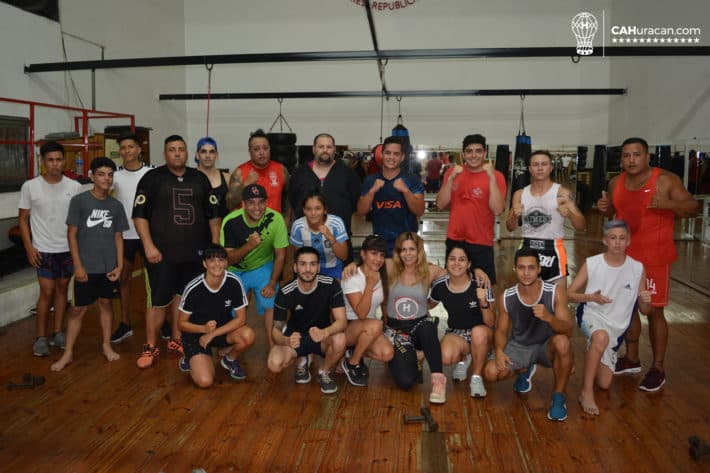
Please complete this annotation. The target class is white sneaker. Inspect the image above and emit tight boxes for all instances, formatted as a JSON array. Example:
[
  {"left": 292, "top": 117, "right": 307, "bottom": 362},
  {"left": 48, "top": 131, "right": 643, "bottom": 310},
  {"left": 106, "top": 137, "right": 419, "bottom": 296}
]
[
  {"left": 452, "top": 354, "right": 472, "bottom": 381},
  {"left": 469, "top": 374, "right": 487, "bottom": 398}
]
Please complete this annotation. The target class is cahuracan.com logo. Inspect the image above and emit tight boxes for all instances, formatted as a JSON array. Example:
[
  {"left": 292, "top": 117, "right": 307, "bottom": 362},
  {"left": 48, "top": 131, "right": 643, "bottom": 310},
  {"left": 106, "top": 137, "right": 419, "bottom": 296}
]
[{"left": 610, "top": 25, "right": 701, "bottom": 44}]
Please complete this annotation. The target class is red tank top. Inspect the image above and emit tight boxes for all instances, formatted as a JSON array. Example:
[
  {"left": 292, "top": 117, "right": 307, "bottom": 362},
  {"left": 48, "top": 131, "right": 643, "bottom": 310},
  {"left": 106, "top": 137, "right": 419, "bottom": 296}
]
[
  {"left": 238, "top": 160, "right": 285, "bottom": 212},
  {"left": 612, "top": 167, "right": 676, "bottom": 264}
]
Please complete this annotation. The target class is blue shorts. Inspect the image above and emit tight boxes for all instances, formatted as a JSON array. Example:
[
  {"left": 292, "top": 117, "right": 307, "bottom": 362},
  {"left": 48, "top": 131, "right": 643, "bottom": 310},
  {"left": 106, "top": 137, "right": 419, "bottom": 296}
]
[
  {"left": 233, "top": 261, "right": 278, "bottom": 315},
  {"left": 36, "top": 251, "right": 74, "bottom": 280}
]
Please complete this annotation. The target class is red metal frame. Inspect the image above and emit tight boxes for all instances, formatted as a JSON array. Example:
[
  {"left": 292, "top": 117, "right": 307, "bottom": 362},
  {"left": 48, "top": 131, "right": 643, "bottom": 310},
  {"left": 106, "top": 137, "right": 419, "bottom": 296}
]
[{"left": 0, "top": 96, "right": 135, "bottom": 178}]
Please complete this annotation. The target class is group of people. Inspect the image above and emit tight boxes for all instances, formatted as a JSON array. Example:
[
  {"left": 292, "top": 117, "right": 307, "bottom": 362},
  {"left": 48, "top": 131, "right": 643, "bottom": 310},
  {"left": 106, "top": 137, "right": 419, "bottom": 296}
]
[{"left": 18, "top": 129, "right": 697, "bottom": 421}]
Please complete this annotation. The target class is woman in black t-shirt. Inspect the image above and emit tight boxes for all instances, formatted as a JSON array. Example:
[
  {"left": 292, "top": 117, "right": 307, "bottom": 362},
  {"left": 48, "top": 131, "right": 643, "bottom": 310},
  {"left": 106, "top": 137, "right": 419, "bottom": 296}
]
[{"left": 429, "top": 244, "right": 494, "bottom": 397}]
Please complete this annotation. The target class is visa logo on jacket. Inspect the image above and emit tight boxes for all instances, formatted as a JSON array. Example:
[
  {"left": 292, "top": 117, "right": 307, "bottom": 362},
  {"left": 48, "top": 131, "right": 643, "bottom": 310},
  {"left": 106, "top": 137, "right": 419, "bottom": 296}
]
[{"left": 375, "top": 201, "right": 402, "bottom": 209}]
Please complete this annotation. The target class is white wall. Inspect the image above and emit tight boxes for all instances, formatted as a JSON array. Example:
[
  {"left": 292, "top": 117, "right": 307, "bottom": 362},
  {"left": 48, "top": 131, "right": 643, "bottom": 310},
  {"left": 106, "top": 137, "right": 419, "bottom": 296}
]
[
  {"left": 183, "top": 0, "right": 614, "bottom": 170},
  {"left": 608, "top": 0, "right": 710, "bottom": 144},
  {"left": 0, "top": 1, "right": 187, "bottom": 226}
]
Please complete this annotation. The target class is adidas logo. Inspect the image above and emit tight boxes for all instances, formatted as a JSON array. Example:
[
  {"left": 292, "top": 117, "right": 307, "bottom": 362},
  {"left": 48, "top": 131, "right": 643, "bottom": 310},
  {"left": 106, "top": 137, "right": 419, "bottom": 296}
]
[
  {"left": 624, "top": 284, "right": 632, "bottom": 290},
  {"left": 295, "top": 304, "right": 304, "bottom": 310}
]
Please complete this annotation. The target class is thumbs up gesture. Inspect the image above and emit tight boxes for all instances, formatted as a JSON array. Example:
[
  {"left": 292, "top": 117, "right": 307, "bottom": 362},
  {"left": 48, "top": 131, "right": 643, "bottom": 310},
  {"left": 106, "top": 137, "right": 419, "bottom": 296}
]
[{"left": 597, "top": 190, "right": 609, "bottom": 213}]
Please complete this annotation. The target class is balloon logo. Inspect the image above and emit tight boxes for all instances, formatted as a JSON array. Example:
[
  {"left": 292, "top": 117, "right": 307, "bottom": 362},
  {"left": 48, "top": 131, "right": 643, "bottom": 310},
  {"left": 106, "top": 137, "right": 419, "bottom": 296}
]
[{"left": 571, "top": 12, "right": 598, "bottom": 56}]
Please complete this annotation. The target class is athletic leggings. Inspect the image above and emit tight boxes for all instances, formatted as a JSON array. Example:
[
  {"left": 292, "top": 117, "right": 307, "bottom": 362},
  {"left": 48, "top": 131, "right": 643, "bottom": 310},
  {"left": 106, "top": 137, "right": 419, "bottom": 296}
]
[{"left": 388, "top": 318, "right": 443, "bottom": 390}]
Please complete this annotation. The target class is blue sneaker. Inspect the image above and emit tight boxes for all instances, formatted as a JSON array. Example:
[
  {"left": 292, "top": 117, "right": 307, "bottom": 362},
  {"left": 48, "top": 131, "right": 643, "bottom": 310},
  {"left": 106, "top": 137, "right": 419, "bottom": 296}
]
[
  {"left": 513, "top": 363, "right": 537, "bottom": 393},
  {"left": 178, "top": 356, "right": 190, "bottom": 372},
  {"left": 547, "top": 392, "right": 568, "bottom": 421},
  {"left": 220, "top": 355, "right": 246, "bottom": 380}
]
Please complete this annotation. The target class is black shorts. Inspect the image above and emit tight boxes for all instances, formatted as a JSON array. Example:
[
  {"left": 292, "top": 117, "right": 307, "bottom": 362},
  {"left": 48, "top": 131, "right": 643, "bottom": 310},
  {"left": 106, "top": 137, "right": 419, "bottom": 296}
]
[
  {"left": 144, "top": 260, "right": 203, "bottom": 307},
  {"left": 123, "top": 239, "right": 144, "bottom": 263},
  {"left": 445, "top": 239, "right": 497, "bottom": 285},
  {"left": 284, "top": 329, "right": 326, "bottom": 358},
  {"left": 73, "top": 273, "right": 120, "bottom": 307},
  {"left": 182, "top": 334, "right": 230, "bottom": 361},
  {"left": 426, "top": 178, "right": 441, "bottom": 193},
  {"left": 521, "top": 238, "right": 568, "bottom": 282}
]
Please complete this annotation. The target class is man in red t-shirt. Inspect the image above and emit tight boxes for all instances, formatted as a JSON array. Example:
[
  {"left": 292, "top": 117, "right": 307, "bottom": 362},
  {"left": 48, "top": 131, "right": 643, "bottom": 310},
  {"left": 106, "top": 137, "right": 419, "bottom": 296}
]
[
  {"left": 597, "top": 137, "right": 698, "bottom": 392},
  {"left": 226, "top": 129, "right": 290, "bottom": 218},
  {"left": 425, "top": 153, "right": 443, "bottom": 193},
  {"left": 437, "top": 134, "right": 506, "bottom": 285}
]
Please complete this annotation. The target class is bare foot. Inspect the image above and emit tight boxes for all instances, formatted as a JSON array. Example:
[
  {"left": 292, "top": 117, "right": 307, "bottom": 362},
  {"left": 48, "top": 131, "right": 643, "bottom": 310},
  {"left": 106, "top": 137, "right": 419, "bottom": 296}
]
[
  {"left": 50, "top": 353, "right": 73, "bottom": 372},
  {"left": 578, "top": 392, "right": 600, "bottom": 416},
  {"left": 103, "top": 344, "right": 121, "bottom": 362}
]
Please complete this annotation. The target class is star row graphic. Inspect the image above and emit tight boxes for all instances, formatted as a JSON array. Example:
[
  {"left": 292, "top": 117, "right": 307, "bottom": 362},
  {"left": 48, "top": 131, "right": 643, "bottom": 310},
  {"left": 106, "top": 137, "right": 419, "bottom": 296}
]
[{"left": 611, "top": 37, "right": 701, "bottom": 44}]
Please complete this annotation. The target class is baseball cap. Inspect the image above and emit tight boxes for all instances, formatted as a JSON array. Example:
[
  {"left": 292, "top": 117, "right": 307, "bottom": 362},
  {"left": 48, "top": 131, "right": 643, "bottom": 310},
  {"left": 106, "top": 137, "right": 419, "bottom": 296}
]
[
  {"left": 242, "top": 183, "right": 268, "bottom": 201},
  {"left": 196, "top": 136, "right": 218, "bottom": 152}
]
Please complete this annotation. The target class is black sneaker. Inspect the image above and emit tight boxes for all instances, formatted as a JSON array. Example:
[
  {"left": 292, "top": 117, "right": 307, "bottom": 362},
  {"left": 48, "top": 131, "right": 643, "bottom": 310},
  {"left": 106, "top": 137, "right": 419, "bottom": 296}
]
[
  {"left": 295, "top": 355, "right": 311, "bottom": 384},
  {"left": 639, "top": 368, "right": 666, "bottom": 392},
  {"left": 318, "top": 370, "right": 338, "bottom": 394},
  {"left": 110, "top": 322, "right": 133, "bottom": 343},
  {"left": 342, "top": 358, "right": 367, "bottom": 387},
  {"left": 160, "top": 320, "right": 171, "bottom": 340},
  {"left": 178, "top": 356, "right": 190, "bottom": 372}
]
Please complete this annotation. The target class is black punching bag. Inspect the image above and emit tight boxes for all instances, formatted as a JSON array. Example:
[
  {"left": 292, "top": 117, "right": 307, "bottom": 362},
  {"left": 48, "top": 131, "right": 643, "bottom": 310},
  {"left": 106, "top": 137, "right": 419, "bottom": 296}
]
[
  {"left": 511, "top": 96, "right": 531, "bottom": 204},
  {"left": 591, "top": 144, "right": 607, "bottom": 202},
  {"left": 495, "top": 144, "right": 510, "bottom": 181},
  {"left": 511, "top": 133, "right": 531, "bottom": 202}
]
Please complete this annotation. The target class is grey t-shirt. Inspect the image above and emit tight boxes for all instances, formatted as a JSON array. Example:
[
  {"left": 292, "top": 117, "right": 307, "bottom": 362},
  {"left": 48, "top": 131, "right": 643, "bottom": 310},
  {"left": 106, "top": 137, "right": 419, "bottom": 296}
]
[{"left": 66, "top": 190, "right": 128, "bottom": 274}]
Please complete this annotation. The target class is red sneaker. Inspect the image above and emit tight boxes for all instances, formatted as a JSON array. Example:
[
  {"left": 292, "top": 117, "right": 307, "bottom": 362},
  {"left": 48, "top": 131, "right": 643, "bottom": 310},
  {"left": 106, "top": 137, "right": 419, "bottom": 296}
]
[{"left": 167, "top": 338, "right": 183, "bottom": 355}]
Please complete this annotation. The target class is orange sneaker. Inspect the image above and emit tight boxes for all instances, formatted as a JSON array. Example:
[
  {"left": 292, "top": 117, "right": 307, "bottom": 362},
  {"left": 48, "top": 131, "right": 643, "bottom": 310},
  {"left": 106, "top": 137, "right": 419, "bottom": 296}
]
[
  {"left": 167, "top": 338, "right": 183, "bottom": 355},
  {"left": 137, "top": 344, "right": 159, "bottom": 369}
]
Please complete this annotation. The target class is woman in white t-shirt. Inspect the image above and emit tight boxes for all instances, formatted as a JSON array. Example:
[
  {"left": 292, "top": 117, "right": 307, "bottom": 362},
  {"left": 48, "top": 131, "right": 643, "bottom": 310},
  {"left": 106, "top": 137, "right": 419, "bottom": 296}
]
[{"left": 339, "top": 235, "right": 394, "bottom": 386}]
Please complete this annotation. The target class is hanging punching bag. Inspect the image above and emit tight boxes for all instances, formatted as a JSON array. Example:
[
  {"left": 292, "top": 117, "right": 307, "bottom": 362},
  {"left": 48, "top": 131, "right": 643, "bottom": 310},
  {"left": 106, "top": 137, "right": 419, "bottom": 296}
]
[
  {"left": 511, "top": 133, "right": 531, "bottom": 202},
  {"left": 591, "top": 144, "right": 607, "bottom": 202},
  {"left": 392, "top": 117, "right": 415, "bottom": 174},
  {"left": 495, "top": 144, "right": 510, "bottom": 181},
  {"left": 510, "top": 96, "right": 531, "bottom": 205}
]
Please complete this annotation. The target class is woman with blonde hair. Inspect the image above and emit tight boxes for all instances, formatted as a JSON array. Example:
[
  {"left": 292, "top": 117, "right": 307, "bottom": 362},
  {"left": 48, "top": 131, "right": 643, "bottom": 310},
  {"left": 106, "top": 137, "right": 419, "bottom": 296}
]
[{"left": 383, "top": 232, "right": 489, "bottom": 403}]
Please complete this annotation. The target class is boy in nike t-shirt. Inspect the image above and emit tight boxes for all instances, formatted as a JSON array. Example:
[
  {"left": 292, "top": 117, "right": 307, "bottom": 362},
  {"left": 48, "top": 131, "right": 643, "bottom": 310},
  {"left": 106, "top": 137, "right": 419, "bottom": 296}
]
[{"left": 51, "top": 157, "right": 128, "bottom": 371}]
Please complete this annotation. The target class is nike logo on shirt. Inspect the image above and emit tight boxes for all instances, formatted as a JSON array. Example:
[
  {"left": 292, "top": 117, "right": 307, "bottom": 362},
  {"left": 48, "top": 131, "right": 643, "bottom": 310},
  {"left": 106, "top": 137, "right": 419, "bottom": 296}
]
[{"left": 86, "top": 209, "right": 113, "bottom": 228}]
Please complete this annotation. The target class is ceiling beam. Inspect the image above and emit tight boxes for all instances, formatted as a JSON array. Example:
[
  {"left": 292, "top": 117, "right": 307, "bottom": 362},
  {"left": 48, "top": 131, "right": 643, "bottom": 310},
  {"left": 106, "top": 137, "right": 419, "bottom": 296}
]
[
  {"left": 159, "top": 88, "right": 626, "bottom": 100},
  {"left": 24, "top": 47, "right": 710, "bottom": 73},
  {"left": 363, "top": 0, "right": 388, "bottom": 97}
]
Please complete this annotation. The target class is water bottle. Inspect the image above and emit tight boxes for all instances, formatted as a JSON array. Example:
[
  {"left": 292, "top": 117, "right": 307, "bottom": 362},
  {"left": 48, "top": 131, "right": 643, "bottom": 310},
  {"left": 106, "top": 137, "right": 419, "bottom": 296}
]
[{"left": 75, "top": 153, "right": 84, "bottom": 176}]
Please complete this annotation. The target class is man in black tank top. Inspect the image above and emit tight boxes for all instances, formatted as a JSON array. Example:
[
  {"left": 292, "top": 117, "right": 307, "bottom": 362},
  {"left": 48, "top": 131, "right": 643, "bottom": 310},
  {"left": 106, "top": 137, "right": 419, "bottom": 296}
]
[{"left": 483, "top": 248, "right": 573, "bottom": 421}]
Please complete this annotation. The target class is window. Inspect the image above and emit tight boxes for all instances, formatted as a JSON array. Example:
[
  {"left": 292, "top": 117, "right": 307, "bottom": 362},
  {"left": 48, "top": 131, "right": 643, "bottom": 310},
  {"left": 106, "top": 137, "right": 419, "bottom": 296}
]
[{"left": 0, "top": 115, "right": 30, "bottom": 192}]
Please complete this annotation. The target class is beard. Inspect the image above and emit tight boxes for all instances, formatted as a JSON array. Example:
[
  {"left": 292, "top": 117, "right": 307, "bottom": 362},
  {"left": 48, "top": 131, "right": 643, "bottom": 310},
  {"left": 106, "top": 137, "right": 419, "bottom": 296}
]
[{"left": 316, "top": 153, "right": 333, "bottom": 165}]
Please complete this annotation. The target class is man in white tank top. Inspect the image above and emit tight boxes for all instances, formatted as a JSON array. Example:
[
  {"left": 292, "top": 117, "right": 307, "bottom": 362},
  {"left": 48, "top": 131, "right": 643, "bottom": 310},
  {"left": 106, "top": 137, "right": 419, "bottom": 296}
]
[
  {"left": 568, "top": 220, "right": 652, "bottom": 416},
  {"left": 506, "top": 150, "right": 586, "bottom": 287}
]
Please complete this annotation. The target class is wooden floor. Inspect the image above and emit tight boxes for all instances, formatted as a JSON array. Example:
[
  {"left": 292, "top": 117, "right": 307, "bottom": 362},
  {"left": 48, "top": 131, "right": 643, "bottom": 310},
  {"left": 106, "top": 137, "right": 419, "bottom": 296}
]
[{"left": 1, "top": 212, "right": 710, "bottom": 472}]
